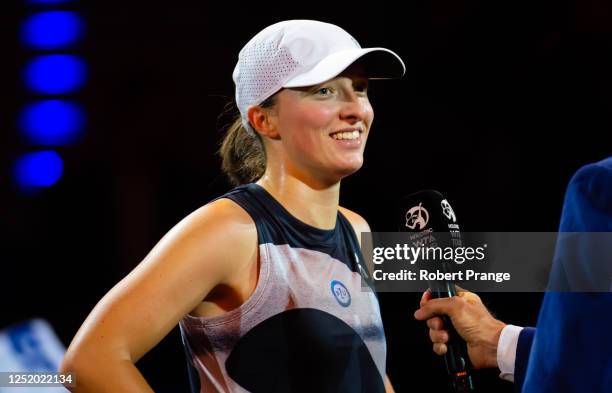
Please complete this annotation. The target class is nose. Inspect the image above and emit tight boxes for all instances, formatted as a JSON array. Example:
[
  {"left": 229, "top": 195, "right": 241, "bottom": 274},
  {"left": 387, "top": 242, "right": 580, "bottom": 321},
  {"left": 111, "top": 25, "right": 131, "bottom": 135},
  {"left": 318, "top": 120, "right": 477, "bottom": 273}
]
[{"left": 339, "top": 93, "right": 371, "bottom": 124}]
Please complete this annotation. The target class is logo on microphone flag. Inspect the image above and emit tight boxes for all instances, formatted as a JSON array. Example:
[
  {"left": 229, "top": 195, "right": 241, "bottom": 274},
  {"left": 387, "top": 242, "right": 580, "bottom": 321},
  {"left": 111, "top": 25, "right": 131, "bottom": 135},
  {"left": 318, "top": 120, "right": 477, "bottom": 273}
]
[
  {"left": 405, "top": 203, "right": 429, "bottom": 230},
  {"left": 441, "top": 199, "right": 457, "bottom": 223}
]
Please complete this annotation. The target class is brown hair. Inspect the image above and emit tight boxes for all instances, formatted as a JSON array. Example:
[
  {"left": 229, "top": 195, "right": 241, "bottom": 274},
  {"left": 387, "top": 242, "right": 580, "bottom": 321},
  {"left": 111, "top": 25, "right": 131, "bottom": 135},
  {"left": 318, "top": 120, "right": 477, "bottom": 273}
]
[{"left": 218, "top": 95, "right": 277, "bottom": 186}]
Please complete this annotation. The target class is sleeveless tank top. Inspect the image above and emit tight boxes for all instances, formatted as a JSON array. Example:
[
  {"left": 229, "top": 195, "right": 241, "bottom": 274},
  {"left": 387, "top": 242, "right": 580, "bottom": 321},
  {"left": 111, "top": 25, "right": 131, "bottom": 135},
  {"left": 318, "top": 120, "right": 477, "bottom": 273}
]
[{"left": 179, "top": 183, "right": 387, "bottom": 393}]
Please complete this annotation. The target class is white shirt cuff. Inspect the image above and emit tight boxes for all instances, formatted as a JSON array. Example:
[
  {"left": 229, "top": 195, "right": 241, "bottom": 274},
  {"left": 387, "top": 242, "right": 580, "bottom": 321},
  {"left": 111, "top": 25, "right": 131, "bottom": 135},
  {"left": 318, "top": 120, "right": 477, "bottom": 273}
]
[{"left": 497, "top": 324, "right": 524, "bottom": 382}]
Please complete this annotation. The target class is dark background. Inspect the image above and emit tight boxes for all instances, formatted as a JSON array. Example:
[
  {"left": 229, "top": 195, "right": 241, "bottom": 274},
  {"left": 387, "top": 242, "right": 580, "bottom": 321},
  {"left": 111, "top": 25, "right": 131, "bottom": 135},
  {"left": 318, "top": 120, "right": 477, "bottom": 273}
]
[{"left": 1, "top": 0, "right": 611, "bottom": 392}]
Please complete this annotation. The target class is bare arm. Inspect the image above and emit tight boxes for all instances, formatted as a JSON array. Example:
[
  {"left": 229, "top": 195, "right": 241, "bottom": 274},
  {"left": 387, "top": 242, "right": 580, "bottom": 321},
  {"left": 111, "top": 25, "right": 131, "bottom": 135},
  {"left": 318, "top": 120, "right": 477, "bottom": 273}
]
[{"left": 59, "top": 199, "right": 256, "bottom": 392}]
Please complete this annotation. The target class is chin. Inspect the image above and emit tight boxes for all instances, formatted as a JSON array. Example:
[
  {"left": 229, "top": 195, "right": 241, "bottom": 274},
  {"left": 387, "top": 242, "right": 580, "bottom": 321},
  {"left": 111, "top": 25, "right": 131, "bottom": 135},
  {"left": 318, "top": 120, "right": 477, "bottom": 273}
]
[{"left": 335, "top": 161, "right": 364, "bottom": 178}]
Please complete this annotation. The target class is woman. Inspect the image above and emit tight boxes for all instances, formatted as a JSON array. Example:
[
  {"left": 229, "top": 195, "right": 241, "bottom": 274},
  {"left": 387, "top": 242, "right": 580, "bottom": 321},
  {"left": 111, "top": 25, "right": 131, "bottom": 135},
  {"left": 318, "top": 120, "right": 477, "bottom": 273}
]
[{"left": 60, "top": 20, "right": 405, "bottom": 392}]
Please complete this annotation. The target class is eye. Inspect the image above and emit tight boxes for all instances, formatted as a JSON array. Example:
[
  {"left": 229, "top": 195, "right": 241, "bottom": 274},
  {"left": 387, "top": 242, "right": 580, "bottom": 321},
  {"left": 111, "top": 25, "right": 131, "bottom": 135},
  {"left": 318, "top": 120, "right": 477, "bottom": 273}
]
[{"left": 315, "top": 87, "right": 332, "bottom": 96}]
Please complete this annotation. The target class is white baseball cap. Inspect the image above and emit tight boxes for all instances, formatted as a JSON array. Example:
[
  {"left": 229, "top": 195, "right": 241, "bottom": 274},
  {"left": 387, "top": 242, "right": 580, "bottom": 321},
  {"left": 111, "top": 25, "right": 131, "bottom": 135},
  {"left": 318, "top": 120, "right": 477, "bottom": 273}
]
[{"left": 232, "top": 19, "right": 406, "bottom": 134}]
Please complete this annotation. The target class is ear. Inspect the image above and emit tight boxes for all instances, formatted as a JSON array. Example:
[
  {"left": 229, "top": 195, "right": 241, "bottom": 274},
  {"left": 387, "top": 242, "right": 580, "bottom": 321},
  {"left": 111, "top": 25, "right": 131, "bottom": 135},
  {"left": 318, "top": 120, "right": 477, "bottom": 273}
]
[{"left": 247, "top": 105, "right": 280, "bottom": 139}]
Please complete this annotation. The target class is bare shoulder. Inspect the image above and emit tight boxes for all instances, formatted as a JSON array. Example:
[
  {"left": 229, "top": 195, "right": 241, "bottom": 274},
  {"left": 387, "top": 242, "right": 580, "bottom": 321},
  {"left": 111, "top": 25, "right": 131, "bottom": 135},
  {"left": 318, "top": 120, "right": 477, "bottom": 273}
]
[
  {"left": 175, "top": 197, "right": 257, "bottom": 281},
  {"left": 189, "top": 197, "right": 256, "bottom": 237},
  {"left": 338, "top": 206, "right": 371, "bottom": 245}
]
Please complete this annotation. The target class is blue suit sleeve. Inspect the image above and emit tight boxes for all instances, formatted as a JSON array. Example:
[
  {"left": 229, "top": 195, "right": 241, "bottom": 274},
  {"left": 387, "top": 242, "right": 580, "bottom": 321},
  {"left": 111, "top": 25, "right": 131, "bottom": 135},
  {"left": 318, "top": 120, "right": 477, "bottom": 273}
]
[{"left": 514, "top": 327, "right": 536, "bottom": 393}]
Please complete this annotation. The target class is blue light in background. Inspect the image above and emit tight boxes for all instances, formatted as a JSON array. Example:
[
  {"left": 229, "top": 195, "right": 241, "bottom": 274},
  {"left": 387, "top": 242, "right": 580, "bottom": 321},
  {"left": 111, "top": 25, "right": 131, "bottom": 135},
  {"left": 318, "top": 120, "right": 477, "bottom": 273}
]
[
  {"left": 27, "top": 0, "right": 74, "bottom": 4},
  {"left": 20, "top": 100, "right": 85, "bottom": 145},
  {"left": 14, "top": 151, "right": 64, "bottom": 188},
  {"left": 21, "top": 11, "right": 83, "bottom": 50},
  {"left": 24, "top": 54, "right": 86, "bottom": 94}
]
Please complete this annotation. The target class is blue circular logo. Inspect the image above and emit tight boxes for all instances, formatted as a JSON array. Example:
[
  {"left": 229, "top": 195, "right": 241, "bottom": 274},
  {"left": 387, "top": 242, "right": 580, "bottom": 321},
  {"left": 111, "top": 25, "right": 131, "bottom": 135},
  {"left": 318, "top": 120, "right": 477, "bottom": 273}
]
[{"left": 330, "top": 280, "right": 351, "bottom": 307}]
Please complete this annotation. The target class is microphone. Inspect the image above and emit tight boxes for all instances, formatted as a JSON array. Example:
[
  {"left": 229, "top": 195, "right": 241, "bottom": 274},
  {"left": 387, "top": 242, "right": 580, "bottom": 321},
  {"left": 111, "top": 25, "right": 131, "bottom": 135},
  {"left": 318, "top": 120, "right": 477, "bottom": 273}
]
[{"left": 398, "top": 190, "right": 474, "bottom": 392}]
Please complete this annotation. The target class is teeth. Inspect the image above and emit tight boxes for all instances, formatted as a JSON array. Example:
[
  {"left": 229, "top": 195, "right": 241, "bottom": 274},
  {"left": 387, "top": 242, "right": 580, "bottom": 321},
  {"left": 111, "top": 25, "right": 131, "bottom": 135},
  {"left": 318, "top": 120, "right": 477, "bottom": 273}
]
[{"left": 331, "top": 130, "right": 360, "bottom": 140}]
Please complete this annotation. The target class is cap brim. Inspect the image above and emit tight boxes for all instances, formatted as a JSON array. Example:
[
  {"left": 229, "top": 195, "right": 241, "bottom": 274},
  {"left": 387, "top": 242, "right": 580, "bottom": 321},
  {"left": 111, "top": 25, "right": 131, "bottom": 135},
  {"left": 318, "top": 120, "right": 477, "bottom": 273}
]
[{"left": 282, "top": 47, "right": 405, "bottom": 88}]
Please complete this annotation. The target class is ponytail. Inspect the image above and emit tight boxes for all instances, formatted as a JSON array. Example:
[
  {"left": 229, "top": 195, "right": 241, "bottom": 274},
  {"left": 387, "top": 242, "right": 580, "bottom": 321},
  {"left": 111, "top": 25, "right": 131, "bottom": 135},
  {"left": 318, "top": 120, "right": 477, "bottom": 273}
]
[{"left": 218, "top": 95, "right": 276, "bottom": 186}]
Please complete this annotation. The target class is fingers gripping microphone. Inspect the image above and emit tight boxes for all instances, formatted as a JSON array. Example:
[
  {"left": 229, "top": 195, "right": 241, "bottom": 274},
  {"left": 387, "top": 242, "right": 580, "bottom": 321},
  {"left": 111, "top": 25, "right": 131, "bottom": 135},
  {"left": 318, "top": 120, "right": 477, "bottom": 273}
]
[{"left": 398, "top": 190, "right": 474, "bottom": 392}]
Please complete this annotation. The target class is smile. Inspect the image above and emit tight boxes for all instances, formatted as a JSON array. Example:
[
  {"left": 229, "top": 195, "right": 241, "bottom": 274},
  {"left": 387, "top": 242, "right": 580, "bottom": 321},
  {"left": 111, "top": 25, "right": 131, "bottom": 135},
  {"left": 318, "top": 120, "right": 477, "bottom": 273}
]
[{"left": 330, "top": 130, "right": 361, "bottom": 140}]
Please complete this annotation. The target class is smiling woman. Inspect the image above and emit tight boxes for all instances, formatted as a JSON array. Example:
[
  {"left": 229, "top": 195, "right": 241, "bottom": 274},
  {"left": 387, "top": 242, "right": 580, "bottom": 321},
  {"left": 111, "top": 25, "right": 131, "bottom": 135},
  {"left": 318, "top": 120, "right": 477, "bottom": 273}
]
[
  {"left": 60, "top": 19, "right": 405, "bottom": 393},
  {"left": 243, "top": 64, "right": 374, "bottom": 187},
  {"left": 220, "top": 65, "right": 376, "bottom": 189}
]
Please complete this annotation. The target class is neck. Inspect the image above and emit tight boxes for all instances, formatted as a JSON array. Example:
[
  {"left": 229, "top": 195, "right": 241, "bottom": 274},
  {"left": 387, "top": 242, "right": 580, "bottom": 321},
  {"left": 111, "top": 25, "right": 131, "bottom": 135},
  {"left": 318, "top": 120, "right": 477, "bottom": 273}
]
[{"left": 256, "top": 170, "right": 340, "bottom": 230}]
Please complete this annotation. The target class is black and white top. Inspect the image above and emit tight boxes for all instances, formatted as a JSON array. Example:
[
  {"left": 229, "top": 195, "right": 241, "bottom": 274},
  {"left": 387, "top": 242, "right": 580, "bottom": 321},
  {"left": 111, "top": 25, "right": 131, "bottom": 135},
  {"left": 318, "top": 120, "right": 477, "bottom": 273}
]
[{"left": 179, "top": 183, "right": 387, "bottom": 393}]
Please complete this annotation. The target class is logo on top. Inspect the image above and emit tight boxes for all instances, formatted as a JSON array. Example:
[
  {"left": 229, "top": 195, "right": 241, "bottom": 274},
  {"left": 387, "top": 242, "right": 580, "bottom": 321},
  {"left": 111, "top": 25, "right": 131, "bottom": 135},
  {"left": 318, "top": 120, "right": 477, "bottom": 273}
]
[
  {"left": 441, "top": 199, "right": 456, "bottom": 223},
  {"left": 405, "top": 203, "right": 429, "bottom": 230},
  {"left": 330, "top": 280, "right": 351, "bottom": 307}
]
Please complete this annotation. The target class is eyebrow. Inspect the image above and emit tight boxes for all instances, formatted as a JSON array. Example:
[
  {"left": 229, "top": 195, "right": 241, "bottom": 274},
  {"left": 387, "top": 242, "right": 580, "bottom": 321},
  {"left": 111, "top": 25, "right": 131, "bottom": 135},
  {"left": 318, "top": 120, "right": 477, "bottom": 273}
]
[
  {"left": 288, "top": 76, "right": 368, "bottom": 96},
  {"left": 315, "top": 77, "right": 369, "bottom": 89}
]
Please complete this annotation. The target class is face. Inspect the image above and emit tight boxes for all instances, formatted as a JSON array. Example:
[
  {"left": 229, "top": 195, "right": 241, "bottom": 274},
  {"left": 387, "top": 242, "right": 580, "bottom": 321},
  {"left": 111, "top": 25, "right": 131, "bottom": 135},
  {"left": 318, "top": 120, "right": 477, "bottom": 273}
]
[{"left": 270, "top": 64, "right": 374, "bottom": 183}]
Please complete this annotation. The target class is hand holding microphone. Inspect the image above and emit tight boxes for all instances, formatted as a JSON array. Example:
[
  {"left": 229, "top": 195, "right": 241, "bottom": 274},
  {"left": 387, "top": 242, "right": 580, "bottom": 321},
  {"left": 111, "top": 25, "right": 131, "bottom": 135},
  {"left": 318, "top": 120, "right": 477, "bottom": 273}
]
[{"left": 414, "top": 287, "right": 506, "bottom": 370}]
